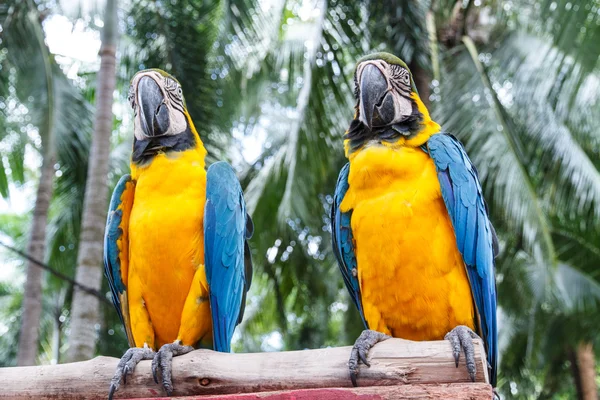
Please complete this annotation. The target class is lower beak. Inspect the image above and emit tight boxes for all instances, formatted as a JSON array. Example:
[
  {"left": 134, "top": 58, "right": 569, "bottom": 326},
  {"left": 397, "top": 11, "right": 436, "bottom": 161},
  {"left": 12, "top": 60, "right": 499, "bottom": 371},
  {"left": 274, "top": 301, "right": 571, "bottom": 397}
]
[
  {"left": 359, "top": 64, "right": 388, "bottom": 130},
  {"left": 137, "top": 76, "right": 169, "bottom": 137}
]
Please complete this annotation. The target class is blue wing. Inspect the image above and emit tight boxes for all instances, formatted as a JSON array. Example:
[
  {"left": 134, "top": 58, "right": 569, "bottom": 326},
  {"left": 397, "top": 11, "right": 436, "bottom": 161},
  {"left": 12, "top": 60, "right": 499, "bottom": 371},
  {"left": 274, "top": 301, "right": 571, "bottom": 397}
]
[
  {"left": 331, "top": 163, "right": 367, "bottom": 328},
  {"left": 204, "top": 161, "right": 253, "bottom": 353},
  {"left": 104, "top": 174, "right": 135, "bottom": 346},
  {"left": 425, "top": 133, "right": 498, "bottom": 385}
]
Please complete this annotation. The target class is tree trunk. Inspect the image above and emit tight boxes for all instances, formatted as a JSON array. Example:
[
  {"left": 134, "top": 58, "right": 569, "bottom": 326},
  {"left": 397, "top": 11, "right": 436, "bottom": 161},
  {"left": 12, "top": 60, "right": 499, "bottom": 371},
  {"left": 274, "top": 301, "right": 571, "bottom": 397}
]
[
  {"left": 16, "top": 153, "right": 55, "bottom": 366},
  {"left": 15, "top": 0, "right": 58, "bottom": 367},
  {"left": 576, "top": 342, "right": 598, "bottom": 400},
  {"left": 569, "top": 348, "right": 584, "bottom": 400},
  {"left": 51, "top": 289, "right": 65, "bottom": 364},
  {"left": 65, "top": 0, "right": 118, "bottom": 362},
  {"left": 51, "top": 308, "right": 61, "bottom": 364}
]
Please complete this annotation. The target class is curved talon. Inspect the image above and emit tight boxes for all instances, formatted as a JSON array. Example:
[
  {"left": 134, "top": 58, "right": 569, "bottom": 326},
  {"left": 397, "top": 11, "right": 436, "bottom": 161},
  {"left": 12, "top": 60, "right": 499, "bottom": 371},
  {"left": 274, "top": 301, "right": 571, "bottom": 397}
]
[
  {"left": 348, "top": 329, "right": 390, "bottom": 387},
  {"left": 445, "top": 325, "right": 479, "bottom": 382},
  {"left": 108, "top": 346, "right": 154, "bottom": 400},
  {"left": 358, "top": 349, "right": 370, "bottom": 367},
  {"left": 108, "top": 383, "right": 117, "bottom": 400},
  {"left": 152, "top": 341, "right": 194, "bottom": 396},
  {"left": 445, "top": 329, "right": 462, "bottom": 367},
  {"left": 152, "top": 355, "right": 159, "bottom": 384},
  {"left": 350, "top": 370, "right": 358, "bottom": 387},
  {"left": 493, "top": 388, "right": 500, "bottom": 400}
]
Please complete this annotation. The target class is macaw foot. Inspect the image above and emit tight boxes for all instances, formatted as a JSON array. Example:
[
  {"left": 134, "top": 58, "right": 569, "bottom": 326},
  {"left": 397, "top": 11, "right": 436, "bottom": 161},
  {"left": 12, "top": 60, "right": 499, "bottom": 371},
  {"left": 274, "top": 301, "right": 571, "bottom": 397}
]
[
  {"left": 444, "top": 325, "right": 480, "bottom": 382},
  {"left": 151, "top": 340, "right": 194, "bottom": 396},
  {"left": 349, "top": 329, "right": 390, "bottom": 387},
  {"left": 108, "top": 345, "right": 154, "bottom": 400}
]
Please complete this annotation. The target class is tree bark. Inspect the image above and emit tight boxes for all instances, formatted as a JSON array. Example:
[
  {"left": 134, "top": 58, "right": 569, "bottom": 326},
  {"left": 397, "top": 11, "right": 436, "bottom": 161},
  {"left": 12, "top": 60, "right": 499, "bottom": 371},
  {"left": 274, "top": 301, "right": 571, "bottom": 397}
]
[
  {"left": 65, "top": 0, "right": 118, "bottom": 362},
  {"left": 51, "top": 308, "right": 61, "bottom": 364},
  {"left": 569, "top": 347, "right": 584, "bottom": 400},
  {"left": 15, "top": 0, "right": 58, "bottom": 367},
  {"left": 16, "top": 153, "right": 55, "bottom": 366},
  {"left": 576, "top": 342, "right": 598, "bottom": 400},
  {"left": 167, "top": 385, "right": 493, "bottom": 400}
]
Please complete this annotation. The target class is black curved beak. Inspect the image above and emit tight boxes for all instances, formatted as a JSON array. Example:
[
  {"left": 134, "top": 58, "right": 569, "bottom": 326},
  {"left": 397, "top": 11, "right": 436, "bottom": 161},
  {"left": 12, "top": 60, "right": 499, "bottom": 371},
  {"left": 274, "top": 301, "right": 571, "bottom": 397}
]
[
  {"left": 359, "top": 64, "right": 396, "bottom": 130},
  {"left": 137, "top": 76, "right": 169, "bottom": 137}
]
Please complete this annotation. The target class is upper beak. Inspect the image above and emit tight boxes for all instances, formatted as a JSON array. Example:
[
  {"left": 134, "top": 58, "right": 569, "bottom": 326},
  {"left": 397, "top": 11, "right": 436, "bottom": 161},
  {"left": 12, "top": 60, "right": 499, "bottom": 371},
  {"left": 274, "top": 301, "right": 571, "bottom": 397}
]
[
  {"left": 359, "top": 64, "right": 388, "bottom": 130},
  {"left": 137, "top": 76, "right": 169, "bottom": 137}
]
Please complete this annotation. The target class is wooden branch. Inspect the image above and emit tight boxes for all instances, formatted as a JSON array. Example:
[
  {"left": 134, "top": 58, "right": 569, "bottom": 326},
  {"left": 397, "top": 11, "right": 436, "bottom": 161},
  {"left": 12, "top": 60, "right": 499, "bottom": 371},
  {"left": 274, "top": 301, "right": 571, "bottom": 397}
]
[
  {"left": 0, "top": 338, "right": 491, "bottom": 400},
  {"left": 165, "top": 384, "right": 493, "bottom": 399}
]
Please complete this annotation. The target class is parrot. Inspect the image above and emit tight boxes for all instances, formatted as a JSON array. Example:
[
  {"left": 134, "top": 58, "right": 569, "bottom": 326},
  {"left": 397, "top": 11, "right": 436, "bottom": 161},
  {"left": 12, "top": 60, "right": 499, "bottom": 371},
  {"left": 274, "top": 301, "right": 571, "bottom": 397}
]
[
  {"left": 330, "top": 53, "right": 498, "bottom": 387},
  {"left": 104, "top": 69, "right": 253, "bottom": 399}
]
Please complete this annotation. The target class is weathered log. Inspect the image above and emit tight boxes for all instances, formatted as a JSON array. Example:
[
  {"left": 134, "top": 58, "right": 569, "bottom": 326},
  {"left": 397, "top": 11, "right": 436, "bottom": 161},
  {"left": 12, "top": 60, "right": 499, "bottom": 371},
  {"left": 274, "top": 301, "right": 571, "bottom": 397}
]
[
  {"left": 164, "top": 384, "right": 493, "bottom": 399},
  {"left": 0, "top": 338, "right": 490, "bottom": 400}
]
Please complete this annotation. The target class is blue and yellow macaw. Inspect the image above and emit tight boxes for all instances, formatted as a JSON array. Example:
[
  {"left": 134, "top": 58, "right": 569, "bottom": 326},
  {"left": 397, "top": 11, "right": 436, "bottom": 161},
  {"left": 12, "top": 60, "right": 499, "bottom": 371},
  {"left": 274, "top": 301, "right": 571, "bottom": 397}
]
[
  {"left": 104, "top": 69, "right": 253, "bottom": 398},
  {"left": 331, "top": 53, "right": 498, "bottom": 386}
]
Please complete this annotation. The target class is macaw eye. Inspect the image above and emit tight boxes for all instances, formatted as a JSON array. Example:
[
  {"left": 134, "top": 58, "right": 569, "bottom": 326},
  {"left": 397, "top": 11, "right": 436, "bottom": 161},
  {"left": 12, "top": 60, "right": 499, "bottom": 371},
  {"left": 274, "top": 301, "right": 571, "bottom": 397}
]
[{"left": 164, "top": 77, "right": 183, "bottom": 99}]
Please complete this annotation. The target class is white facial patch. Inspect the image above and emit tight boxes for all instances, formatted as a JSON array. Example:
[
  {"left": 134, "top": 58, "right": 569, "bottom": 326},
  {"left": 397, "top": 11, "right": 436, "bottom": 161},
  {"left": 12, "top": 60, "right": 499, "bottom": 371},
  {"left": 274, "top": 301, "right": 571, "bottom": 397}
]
[
  {"left": 356, "top": 60, "right": 414, "bottom": 125},
  {"left": 391, "top": 90, "right": 413, "bottom": 122},
  {"left": 129, "top": 70, "right": 187, "bottom": 140}
]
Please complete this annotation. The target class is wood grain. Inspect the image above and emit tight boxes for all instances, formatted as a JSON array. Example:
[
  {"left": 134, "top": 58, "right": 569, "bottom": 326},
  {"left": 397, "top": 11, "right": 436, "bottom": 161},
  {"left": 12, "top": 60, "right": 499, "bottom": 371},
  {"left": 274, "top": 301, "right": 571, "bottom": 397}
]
[
  {"left": 0, "top": 338, "right": 489, "bottom": 399},
  {"left": 160, "top": 384, "right": 493, "bottom": 399}
]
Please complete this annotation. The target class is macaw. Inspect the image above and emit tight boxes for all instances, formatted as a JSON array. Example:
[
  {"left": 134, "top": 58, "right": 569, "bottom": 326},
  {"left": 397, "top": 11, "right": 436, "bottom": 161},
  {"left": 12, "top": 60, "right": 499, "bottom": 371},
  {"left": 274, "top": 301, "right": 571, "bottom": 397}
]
[
  {"left": 331, "top": 53, "right": 498, "bottom": 387},
  {"left": 104, "top": 69, "right": 253, "bottom": 399}
]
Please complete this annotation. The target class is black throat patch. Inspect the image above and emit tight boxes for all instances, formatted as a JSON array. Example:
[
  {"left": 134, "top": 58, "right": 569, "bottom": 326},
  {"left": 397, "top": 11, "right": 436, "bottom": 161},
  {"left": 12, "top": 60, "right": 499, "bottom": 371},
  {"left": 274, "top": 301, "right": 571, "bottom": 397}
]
[
  {"left": 132, "top": 125, "right": 196, "bottom": 165},
  {"left": 344, "top": 100, "right": 423, "bottom": 154}
]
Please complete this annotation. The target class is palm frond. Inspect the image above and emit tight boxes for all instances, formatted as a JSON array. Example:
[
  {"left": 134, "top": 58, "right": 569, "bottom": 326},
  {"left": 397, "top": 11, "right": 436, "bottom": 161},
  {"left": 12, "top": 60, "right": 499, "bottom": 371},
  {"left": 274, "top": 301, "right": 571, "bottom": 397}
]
[
  {"left": 0, "top": 0, "right": 53, "bottom": 197},
  {"left": 244, "top": 0, "right": 368, "bottom": 228},
  {"left": 555, "top": 263, "right": 600, "bottom": 312}
]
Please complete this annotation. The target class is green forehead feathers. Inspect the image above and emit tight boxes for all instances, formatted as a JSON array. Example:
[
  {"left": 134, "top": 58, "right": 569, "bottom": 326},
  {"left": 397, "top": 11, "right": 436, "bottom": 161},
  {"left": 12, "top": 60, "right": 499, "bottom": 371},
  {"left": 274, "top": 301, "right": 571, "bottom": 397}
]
[
  {"left": 356, "top": 52, "right": 410, "bottom": 71},
  {"left": 131, "top": 68, "right": 182, "bottom": 86}
]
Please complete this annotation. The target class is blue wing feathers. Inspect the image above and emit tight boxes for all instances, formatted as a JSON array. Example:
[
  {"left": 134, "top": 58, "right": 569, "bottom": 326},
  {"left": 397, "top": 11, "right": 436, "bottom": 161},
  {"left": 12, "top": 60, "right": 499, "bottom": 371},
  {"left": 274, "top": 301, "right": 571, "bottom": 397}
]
[
  {"left": 204, "top": 161, "right": 252, "bottom": 353},
  {"left": 426, "top": 133, "right": 498, "bottom": 386},
  {"left": 104, "top": 174, "right": 132, "bottom": 334},
  {"left": 331, "top": 163, "right": 367, "bottom": 328}
]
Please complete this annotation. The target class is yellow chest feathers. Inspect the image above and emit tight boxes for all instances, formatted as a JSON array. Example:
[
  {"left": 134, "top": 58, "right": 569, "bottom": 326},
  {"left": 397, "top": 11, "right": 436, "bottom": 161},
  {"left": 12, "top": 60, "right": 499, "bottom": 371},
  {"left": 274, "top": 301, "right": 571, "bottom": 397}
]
[
  {"left": 341, "top": 144, "right": 475, "bottom": 340},
  {"left": 341, "top": 144, "right": 441, "bottom": 208}
]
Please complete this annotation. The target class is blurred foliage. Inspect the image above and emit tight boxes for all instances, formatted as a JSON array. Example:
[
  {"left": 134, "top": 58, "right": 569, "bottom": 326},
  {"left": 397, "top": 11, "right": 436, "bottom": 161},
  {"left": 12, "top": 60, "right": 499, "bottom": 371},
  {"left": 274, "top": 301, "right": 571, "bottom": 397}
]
[{"left": 0, "top": 0, "right": 599, "bottom": 398}]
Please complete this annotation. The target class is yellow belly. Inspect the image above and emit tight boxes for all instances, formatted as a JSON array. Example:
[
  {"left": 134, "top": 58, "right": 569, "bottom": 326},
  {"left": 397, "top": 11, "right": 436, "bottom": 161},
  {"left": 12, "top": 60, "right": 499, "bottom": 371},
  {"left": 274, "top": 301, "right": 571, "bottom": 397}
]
[
  {"left": 341, "top": 144, "right": 475, "bottom": 340},
  {"left": 128, "top": 150, "right": 207, "bottom": 347}
]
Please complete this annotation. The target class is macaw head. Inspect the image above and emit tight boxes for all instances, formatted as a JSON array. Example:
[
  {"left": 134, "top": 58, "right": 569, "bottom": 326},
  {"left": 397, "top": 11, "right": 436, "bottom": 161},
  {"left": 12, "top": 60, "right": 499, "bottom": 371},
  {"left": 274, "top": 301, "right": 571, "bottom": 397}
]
[
  {"left": 354, "top": 52, "right": 422, "bottom": 131},
  {"left": 128, "top": 69, "right": 200, "bottom": 163},
  {"left": 345, "top": 52, "right": 437, "bottom": 154}
]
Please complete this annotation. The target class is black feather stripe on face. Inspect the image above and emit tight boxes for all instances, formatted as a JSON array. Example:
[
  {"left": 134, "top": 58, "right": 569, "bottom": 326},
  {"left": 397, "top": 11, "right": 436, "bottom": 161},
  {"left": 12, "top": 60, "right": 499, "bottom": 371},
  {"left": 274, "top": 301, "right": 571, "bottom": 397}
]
[
  {"left": 167, "top": 90, "right": 185, "bottom": 115},
  {"left": 389, "top": 65, "right": 411, "bottom": 97},
  {"left": 164, "top": 77, "right": 185, "bottom": 115}
]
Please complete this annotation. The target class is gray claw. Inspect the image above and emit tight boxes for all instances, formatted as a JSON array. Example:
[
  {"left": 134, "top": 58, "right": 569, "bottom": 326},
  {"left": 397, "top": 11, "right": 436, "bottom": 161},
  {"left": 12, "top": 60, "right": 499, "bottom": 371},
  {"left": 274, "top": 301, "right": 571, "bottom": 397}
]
[
  {"left": 348, "top": 329, "right": 390, "bottom": 387},
  {"left": 152, "top": 341, "right": 194, "bottom": 396},
  {"left": 445, "top": 325, "right": 479, "bottom": 382},
  {"left": 108, "top": 346, "right": 154, "bottom": 400}
]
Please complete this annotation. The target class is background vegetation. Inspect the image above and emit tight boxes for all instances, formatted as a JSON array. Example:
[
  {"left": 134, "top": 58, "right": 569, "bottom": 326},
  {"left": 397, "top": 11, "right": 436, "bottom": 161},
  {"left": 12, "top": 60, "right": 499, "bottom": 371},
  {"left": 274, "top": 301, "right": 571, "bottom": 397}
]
[{"left": 1, "top": 0, "right": 599, "bottom": 398}]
